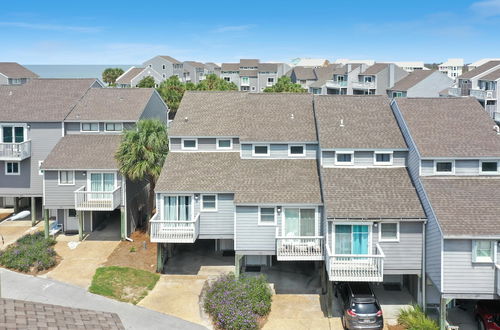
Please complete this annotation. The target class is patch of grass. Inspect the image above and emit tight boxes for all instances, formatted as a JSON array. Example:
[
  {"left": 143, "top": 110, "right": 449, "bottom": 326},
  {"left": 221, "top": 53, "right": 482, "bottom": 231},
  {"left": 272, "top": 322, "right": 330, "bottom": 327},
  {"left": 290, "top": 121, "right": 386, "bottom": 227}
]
[
  {"left": 129, "top": 246, "right": 137, "bottom": 253},
  {"left": 0, "top": 231, "right": 57, "bottom": 273},
  {"left": 89, "top": 266, "right": 160, "bottom": 304},
  {"left": 398, "top": 305, "right": 438, "bottom": 330}
]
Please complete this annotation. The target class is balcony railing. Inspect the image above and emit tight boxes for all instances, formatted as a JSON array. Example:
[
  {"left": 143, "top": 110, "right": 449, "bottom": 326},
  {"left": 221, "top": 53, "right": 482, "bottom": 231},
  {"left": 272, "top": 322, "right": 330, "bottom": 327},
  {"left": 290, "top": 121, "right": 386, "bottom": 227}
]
[
  {"left": 326, "top": 243, "right": 385, "bottom": 282},
  {"left": 325, "top": 80, "right": 348, "bottom": 88},
  {"left": 0, "top": 140, "right": 31, "bottom": 161},
  {"left": 496, "top": 265, "right": 500, "bottom": 296},
  {"left": 352, "top": 81, "right": 375, "bottom": 89},
  {"left": 470, "top": 89, "right": 495, "bottom": 100},
  {"left": 276, "top": 236, "right": 324, "bottom": 261},
  {"left": 447, "top": 87, "right": 462, "bottom": 97},
  {"left": 150, "top": 212, "right": 200, "bottom": 243},
  {"left": 74, "top": 186, "right": 122, "bottom": 211}
]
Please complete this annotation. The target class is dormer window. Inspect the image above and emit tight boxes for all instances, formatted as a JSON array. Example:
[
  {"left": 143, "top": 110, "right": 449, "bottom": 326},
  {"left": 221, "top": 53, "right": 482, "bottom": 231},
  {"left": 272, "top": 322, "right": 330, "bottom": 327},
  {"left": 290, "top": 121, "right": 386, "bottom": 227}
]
[
  {"left": 374, "top": 152, "right": 393, "bottom": 165},
  {"left": 364, "top": 76, "right": 373, "bottom": 83},
  {"left": 253, "top": 145, "right": 269, "bottom": 156},
  {"left": 105, "top": 123, "right": 123, "bottom": 132},
  {"left": 289, "top": 145, "right": 305, "bottom": 157},
  {"left": 217, "top": 139, "right": 232, "bottom": 150},
  {"left": 335, "top": 151, "right": 354, "bottom": 165},
  {"left": 481, "top": 161, "right": 498, "bottom": 173},
  {"left": 181, "top": 139, "right": 197, "bottom": 150},
  {"left": 81, "top": 123, "right": 99, "bottom": 132},
  {"left": 435, "top": 161, "right": 454, "bottom": 174}
]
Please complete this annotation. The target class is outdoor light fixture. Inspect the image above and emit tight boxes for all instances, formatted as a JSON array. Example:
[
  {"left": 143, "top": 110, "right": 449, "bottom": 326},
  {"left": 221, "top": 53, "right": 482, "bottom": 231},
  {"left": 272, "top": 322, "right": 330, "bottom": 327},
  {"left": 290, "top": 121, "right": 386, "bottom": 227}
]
[
  {"left": 194, "top": 194, "right": 199, "bottom": 200},
  {"left": 277, "top": 206, "right": 282, "bottom": 214}
]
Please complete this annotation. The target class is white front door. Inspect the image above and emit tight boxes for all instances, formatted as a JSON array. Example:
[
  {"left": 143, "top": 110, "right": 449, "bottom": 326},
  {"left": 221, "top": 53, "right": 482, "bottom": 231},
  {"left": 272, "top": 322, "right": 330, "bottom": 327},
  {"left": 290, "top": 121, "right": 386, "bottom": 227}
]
[{"left": 65, "top": 209, "right": 78, "bottom": 232}]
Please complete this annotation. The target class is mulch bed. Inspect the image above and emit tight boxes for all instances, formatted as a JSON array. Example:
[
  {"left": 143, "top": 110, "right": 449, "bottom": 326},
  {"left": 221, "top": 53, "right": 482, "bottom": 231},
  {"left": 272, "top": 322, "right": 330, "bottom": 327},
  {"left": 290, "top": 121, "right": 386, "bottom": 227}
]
[{"left": 104, "top": 230, "right": 157, "bottom": 273}]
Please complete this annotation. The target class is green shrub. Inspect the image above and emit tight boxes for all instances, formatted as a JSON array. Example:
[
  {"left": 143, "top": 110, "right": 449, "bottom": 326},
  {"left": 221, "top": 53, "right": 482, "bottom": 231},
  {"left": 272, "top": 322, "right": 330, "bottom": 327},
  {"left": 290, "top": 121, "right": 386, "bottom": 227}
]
[
  {"left": 0, "top": 231, "right": 57, "bottom": 273},
  {"left": 203, "top": 273, "right": 272, "bottom": 330},
  {"left": 398, "top": 305, "right": 438, "bottom": 330}
]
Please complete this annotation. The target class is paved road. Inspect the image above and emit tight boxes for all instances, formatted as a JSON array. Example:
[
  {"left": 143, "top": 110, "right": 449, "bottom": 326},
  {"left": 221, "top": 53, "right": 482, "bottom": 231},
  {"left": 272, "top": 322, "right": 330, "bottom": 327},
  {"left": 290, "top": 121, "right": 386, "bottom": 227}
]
[{"left": 0, "top": 268, "right": 207, "bottom": 330}]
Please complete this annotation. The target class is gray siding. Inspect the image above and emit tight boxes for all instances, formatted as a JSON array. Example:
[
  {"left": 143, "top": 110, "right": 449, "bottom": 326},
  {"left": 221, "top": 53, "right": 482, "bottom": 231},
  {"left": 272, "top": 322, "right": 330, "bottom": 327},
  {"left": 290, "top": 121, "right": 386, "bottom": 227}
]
[
  {"left": 241, "top": 143, "right": 318, "bottom": 159},
  {"left": 421, "top": 160, "right": 434, "bottom": 175},
  {"left": 139, "top": 91, "right": 168, "bottom": 123},
  {"left": 169, "top": 138, "right": 240, "bottom": 152},
  {"left": 420, "top": 159, "right": 496, "bottom": 176},
  {"left": 406, "top": 71, "right": 454, "bottom": 98},
  {"left": 235, "top": 206, "right": 279, "bottom": 253},
  {"left": 196, "top": 193, "right": 234, "bottom": 238},
  {"left": 0, "top": 122, "right": 62, "bottom": 197},
  {"left": 373, "top": 221, "right": 423, "bottom": 274},
  {"left": 321, "top": 150, "right": 407, "bottom": 167},
  {"left": 443, "top": 239, "right": 497, "bottom": 297}
]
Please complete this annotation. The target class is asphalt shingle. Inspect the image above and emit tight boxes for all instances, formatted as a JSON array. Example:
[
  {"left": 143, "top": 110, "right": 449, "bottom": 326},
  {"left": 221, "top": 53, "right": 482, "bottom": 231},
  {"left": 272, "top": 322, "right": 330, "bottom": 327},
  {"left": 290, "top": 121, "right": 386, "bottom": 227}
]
[{"left": 0, "top": 62, "right": 39, "bottom": 79}]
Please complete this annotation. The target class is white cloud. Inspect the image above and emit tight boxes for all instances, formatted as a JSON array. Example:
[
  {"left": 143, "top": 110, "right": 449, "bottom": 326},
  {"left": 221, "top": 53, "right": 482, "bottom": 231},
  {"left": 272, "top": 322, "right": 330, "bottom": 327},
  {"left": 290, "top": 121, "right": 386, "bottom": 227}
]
[
  {"left": 212, "top": 24, "right": 254, "bottom": 33},
  {"left": 470, "top": 0, "right": 500, "bottom": 17},
  {"left": 0, "top": 21, "right": 101, "bottom": 33}
]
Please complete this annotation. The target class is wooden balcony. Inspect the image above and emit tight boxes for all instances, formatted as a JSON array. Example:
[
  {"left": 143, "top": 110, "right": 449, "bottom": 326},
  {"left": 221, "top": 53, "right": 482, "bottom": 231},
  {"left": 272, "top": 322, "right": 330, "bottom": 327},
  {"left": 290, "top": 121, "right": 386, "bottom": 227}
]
[
  {"left": 326, "top": 244, "right": 385, "bottom": 282},
  {"left": 470, "top": 89, "right": 495, "bottom": 100},
  {"left": 74, "top": 186, "right": 122, "bottom": 211},
  {"left": 150, "top": 213, "right": 200, "bottom": 243},
  {"left": 276, "top": 236, "right": 324, "bottom": 261},
  {"left": 0, "top": 140, "right": 31, "bottom": 161}
]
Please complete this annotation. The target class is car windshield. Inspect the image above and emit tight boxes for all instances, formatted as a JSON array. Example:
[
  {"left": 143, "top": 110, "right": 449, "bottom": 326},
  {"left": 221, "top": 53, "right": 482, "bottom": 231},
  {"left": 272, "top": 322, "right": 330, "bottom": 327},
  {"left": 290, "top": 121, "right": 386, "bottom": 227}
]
[{"left": 352, "top": 302, "right": 379, "bottom": 314}]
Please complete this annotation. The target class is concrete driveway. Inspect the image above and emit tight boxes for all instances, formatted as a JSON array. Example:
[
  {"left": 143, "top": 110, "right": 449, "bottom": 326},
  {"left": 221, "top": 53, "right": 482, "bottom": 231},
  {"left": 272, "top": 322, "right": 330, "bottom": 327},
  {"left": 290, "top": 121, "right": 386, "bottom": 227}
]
[
  {"left": 0, "top": 220, "right": 42, "bottom": 250},
  {"left": 45, "top": 234, "right": 119, "bottom": 288},
  {"left": 0, "top": 268, "right": 206, "bottom": 330}
]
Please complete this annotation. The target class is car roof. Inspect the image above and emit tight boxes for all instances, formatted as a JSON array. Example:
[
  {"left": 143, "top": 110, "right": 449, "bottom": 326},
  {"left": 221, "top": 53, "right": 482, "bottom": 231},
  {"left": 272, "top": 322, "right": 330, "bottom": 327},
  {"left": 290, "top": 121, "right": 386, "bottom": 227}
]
[{"left": 346, "top": 282, "right": 374, "bottom": 297}]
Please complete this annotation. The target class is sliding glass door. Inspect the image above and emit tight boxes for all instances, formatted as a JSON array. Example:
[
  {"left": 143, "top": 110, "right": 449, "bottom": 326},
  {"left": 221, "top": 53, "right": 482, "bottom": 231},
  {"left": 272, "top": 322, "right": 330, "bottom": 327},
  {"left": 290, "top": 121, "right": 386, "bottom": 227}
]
[
  {"left": 89, "top": 173, "right": 115, "bottom": 199},
  {"left": 283, "top": 208, "right": 315, "bottom": 237},
  {"left": 163, "top": 196, "right": 192, "bottom": 221},
  {"left": 334, "top": 224, "right": 369, "bottom": 255},
  {"left": 2, "top": 126, "right": 25, "bottom": 143}
]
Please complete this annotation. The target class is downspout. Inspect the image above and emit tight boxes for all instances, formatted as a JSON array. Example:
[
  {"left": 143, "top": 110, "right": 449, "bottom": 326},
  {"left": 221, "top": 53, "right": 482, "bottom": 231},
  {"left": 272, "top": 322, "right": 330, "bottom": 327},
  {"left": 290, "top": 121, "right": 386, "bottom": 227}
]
[{"left": 422, "top": 220, "right": 426, "bottom": 311}]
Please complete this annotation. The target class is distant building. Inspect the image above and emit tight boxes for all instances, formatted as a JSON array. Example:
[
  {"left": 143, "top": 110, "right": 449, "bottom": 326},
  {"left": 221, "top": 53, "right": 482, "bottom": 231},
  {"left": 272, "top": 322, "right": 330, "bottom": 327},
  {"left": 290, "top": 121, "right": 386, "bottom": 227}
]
[
  {"left": 290, "top": 58, "right": 330, "bottom": 68},
  {"left": 220, "top": 59, "right": 289, "bottom": 92},
  {"left": 438, "top": 58, "right": 464, "bottom": 78},
  {"left": 334, "top": 58, "right": 375, "bottom": 66},
  {"left": 394, "top": 61, "right": 429, "bottom": 72},
  {"left": 0, "top": 62, "right": 38, "bottom": 85},
  {"left": 387, "top": 70, "right": 453, "bottom": 98},
  {"left": 115, "top": 66, "right": 163, "bottom": 88},
  {"left": 467, "top": 58, "right": 500, "bottom": 71}
]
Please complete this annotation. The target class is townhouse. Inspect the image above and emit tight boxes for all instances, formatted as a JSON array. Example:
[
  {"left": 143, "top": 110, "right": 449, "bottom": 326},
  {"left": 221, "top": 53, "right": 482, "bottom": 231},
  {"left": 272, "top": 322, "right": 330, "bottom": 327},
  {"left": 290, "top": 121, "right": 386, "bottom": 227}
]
[
  {"left": 386, "top": 70, "right": 453, "bottom": 98},
  {"left": 143, "top": 55, "right": 184, "bottom": 81},
  {"left": 0, "top": 78, "right": 168, "bottom": 239},
  {"left": 391, "top": 97, "right": 500, "bottom": 327},
  {"left": 115, "top": 66, "right": 163, "bottom": 88},
  {"left": 290, "top": 58, "right": 330, "bottom": 67},
  {"left": 220, "top": 59, "right": 289, "bottom": 92},
  {"left": 438, "top": 58, "right": 464, "bottom": 79},
  {"left": 0, "top": 62, "right": 38, "bottom": 85},
  {"left": 394, "top": 61, "right": 429, "bottom": 72}
]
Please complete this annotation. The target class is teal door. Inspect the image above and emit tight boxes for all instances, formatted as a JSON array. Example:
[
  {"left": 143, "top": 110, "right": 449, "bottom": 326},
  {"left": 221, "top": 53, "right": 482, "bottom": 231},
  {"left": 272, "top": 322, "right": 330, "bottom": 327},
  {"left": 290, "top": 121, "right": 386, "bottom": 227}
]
[{"left": 334, "top": 224, "right": 369, "bottom": 255}]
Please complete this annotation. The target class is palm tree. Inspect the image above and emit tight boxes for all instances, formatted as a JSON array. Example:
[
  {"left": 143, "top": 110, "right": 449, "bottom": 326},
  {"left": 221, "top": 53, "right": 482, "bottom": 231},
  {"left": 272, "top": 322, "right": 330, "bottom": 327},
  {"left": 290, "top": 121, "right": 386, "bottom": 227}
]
[{"left": 115, "top": 119, "right": 168, "bottom": 226}]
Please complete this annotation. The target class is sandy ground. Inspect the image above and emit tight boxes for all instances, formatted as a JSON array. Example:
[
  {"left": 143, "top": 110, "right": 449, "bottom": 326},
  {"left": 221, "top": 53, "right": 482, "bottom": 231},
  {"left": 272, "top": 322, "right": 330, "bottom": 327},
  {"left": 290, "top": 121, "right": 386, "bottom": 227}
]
[
  {"left": 104, "top": 231, "right": 157, "bottom": 273},
  {"left": 0, "top": 220, "right": 43, "bottom": 250}
]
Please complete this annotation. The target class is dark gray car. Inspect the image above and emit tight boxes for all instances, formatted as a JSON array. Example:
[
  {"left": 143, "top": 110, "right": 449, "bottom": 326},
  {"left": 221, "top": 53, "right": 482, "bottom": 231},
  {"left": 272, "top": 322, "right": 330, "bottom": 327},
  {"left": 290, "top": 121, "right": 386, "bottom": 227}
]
[{"left": 335, "top": 282, "right": 384, "bottom": 330}]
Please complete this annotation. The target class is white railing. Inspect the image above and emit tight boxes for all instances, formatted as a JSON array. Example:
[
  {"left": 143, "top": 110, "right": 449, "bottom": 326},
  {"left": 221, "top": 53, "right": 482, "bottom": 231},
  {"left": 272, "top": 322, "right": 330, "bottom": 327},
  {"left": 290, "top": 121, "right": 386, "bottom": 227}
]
[
  {"left": 470, "top": 89, "right": 495, "bottom": 99},
  {"left": 327, "top": 243, "right": 385, "bottom": 282},
  {"left": 447, "top": 87, "right": 462, "bottom": 97},
  {"left": 74, "top": 185, "right": 122, "bottom": 211},
  {"left": 276, "top": 236, "right": 324, "bottom": 261},
  {"left": 352, "top": 81, "right": 376, "bottom": 89},
  {"left": 496, "top": 265, "right": 500, "bottom": 296},
  {"left": 150, "top": 212, "right": 200, "bottom": 243},
  {"left": 0, "top": 140, "right": 31, "bottom": 161},
  {"left": 325, "top": 80, "right": 348, "bottom": 88}
]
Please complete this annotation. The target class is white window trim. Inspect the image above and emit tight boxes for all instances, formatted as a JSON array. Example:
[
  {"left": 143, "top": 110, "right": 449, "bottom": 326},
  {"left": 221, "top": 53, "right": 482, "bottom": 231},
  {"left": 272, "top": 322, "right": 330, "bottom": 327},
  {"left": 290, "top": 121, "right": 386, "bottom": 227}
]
[
  {"left": 378, "top": 222, "right": 400, "bottom": 242},
  {"left": 0, "top": 123, "right": 28, "bottom": 143},
  {"left": 479, "top": 160, "right": 499, "bottom": 174},
  {"left": 281, "top": 207, "right": 319, "bottom": 236},
  {"left": 216, "top": 138, "right": 233, "bottom": 150},
  {"left": 434, "top": 160, "right": 455, "bottom": 175},
  {"left": 258, "top": 207, "right": 277, "bottom": 226},
  {"left": 374, "top": 151, "right": 394, "bottom": 166},
  {"left": 267, "top": 77, "right": 275, "bottom": 86},
  {"left": 252, "top": 144, "right": 270, "bottom": 157},
  {"left": 472, "top": 240, "right": 496, "bottom": 264},
  {"left": 331, "top": 222, "right": 373, "bottom": 254},
  {"left": 5, "top": 161, "right": 20, "bottom": 175},
  {"left": 160, "top": 194, "right": 195, "bottom": 221},
  {"left": 334, "top": 151, "right": 354, "bottom": 166},
  {"left": 104, "top": 122, "right": 123, "bottom": 132},
  {"left": 288, "top": 144, "right": 306, "bottom": 157},
  {"left": 80, "top": 122, "right": 100, "bottom": 132},
  {"left": 86, "top": 171, "right": 118, "bottom": 193},
  {"left": 58, "top": 170, "right": 75, "bottom": 186},
  {"left": 181, "top": 138, "right": 198, "bottom": 151},
  {"left": 201, "top": 194, "right": 218, "bottom": 212}
]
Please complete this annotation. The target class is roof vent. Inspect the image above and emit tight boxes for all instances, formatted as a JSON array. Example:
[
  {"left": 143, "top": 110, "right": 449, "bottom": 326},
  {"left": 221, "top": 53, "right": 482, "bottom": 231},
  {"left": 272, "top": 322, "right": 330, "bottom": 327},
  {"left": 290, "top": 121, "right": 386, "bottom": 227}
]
[
  {"left": 8, "top": 91, "right": 12, "bottom": 96},
  {"left": 290, "top": 113, "right": 294, "bottom": 120},
  {"left": 340, "top": 119, "right": 344, "bottom": 127},
  {"left": 184, "top": 117, "right": 188, "bottom": 122},
  {"left": 119, "top": 97, "right": 124, "bottom": 101},
  {"left": 494, "top": 125, "right": 500, "bottom": 135}
]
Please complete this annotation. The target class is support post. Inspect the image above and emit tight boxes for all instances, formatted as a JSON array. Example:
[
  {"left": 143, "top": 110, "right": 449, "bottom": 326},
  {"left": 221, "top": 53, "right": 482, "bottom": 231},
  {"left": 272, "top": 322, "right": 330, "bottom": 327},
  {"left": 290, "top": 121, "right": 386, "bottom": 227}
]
[
  {"left": 120, "top": 206, "right": 126, "bottom": 240},
  {"left": 31, "top": 197, "right": 36, "bottom": 227},
  {"left": 78, "top": 211, "right": 83, "bottom": 241},
  {"left": 439, "top": 297, "right": 447, "bottom": 330},
  {"left": 235, "top": 254, "right": 244, "bottom": 278},
  {"left": 156, "top": 243, "right": 164, "bottom": 273},
  {"left": 44, "top": 209, "right": 49, "bottom": 239},
  {"left": 13, "top": 197, "right": 19, "bottom": 213}
]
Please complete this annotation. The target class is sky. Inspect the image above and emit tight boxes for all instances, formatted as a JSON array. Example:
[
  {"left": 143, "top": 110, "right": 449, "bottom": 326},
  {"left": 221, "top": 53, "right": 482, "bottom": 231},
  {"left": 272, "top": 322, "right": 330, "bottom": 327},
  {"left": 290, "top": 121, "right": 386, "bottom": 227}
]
[{"left": 1, "top": 0, "right": 500, "bottom": 65}]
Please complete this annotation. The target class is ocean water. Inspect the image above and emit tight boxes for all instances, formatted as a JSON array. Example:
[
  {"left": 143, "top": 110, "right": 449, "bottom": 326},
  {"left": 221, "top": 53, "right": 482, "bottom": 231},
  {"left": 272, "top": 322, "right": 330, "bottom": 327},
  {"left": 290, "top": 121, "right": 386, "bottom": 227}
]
[{"left": 25, "top": 64, "right": 137, "bottom": 80}]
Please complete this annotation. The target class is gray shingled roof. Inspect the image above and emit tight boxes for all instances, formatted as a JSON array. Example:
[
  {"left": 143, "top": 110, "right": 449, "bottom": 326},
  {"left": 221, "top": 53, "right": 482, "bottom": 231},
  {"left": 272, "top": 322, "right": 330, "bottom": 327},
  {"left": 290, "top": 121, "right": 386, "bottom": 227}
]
[
  {"left": 258, "top": 63, "right": 278, "bottom": 72},
  {"left": 422, "top": 177, "right": 500, "bottom": 237},
  {"left": 0, "top": 62, "right": 38, "bottom": 79},
  {"left": 159, "top": 55, "right": 181, "bottom": 64},
  {"left": 322, "top": 168, "right": 425, "bottom": 219},
  {"left": 184, "top": 61, "right": 205, "bottom": 69},
  {"left": 66, "top": 88, "right": 156, "bottom": 121},
  {"left": 315, "top": 95, "right": 407, "bottom": 149},
  {"left": 480, "top": 67, "right": 500, "bottom": 81},
  {"left": 240, "top": 59, "right": 260, "bottom": 67},
  {"left": 0, "top": 79, "right": 96, "bottom": 122},
  {"left": 360, "top": 63, "right": 388, "bottom": 75},
  {"left": 42, "top": 135, "right": 121, "bottom": 169},
  {"left": 169, "top": 91, "right": 317, "bottom": 142},
  {"left": 292, "top": 67, "right": 317, "bottom": 80},
  {"left": 239, "top": 69, "right": 258, "bottom": 77},
  {"left": 116, "top": 67, "right": 144, "bottom": 85},
  {"left": 156, "top": 152, "right": 322, "bottom": 204},
  {"left": 459, "top": 60, "right": 500, "bottom": 79},
  {"left": 395, "top": 97, "right": 500, "bottom": 157},
  {"left": 221, "top": 63, "right": 240, "bottom": 71},
  {"left": 387, "top": 70, "right": 436, "bottom": 91},
  {"left": 0, "top": 298, "right": 124, "bottom": 330}
]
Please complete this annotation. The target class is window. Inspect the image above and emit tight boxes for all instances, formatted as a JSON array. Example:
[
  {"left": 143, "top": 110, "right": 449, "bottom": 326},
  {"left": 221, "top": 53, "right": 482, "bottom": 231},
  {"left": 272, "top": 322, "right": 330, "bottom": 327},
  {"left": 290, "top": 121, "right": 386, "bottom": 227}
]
[
  {"left": 435, "top": 161, "right": 454, "bottom": 174},
  {"left": 2, "top": 125, "right": 25, "bottom": 143},
  {"left": 181, "top": 139, "right": 197, "bottom": 150},
  {"left": 5, "top": 162, "right": 20, "bottom": 175},
  {"left": 58, "top": 171, "right": 75, "bottom": 185},
  {"left": 379, "top": 222, "right": 399, "bottom": 242},
  {"left": 162, "top": 64, "right": 166, "bottom": 70},
  {"left": 223, "top": 77, "right": 231, "bottom": 82},
  {"left": 289, "top": 145, "right": 305, "bottom": 156},
  {"left": 163, "top": 196, "right": 192, "bottom": 220},
  {"left": 392, "top": 91, "right": 404, "bottom": 98},
  {"left": 253, "top": 145, "right": 269, "bottom": 156},
  {"left": 335, "top": 152, "right": 354, "bottom": 165},
  {"left": 284, "top": 208, "right": 315, "bottom": 236},
  {"left": 334, "top": 224, "right": 370, "bottom": 255},
  {"left": 259, "top": 207, "right": 276, "bottom": 225},
  {"left": 81, "top": 123, "right": 99, "bottom": 132},
  {"left": 241, "top": 77, "right": 250, "bottom": 86},
  {"left": 267, "top": 77, "right": 274, "bottom": 86},
  {"left": 472, "top": 240, "right": 495, "bottom": 263},
  {"left": 481, "top": 161, "right": 498, "bottom": 173},
  {"left": 364, "top": 76, "right": 373, "bottom": 83},
  {"left": 374, "top": 152, "right": 393, "bottom": 165},
  {"left": 11, "top": 78, "right": 22, "bottom": 85},
  {"left": 217, "top": 139, "right": 232, "bottom": 150},
  {"left": 201, "top": 194, "right": 217, "bottom": 211},
  {"left": 105, "top": 123, "right": 123, "bottom": 132}
]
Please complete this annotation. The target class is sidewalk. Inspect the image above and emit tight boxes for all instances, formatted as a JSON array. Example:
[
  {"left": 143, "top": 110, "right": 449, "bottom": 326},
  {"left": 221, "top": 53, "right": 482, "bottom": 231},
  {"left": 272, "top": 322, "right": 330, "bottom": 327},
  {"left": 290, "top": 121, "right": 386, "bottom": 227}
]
[{"left": 0, "top": 268, "right": 207, "bottom": 330}]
